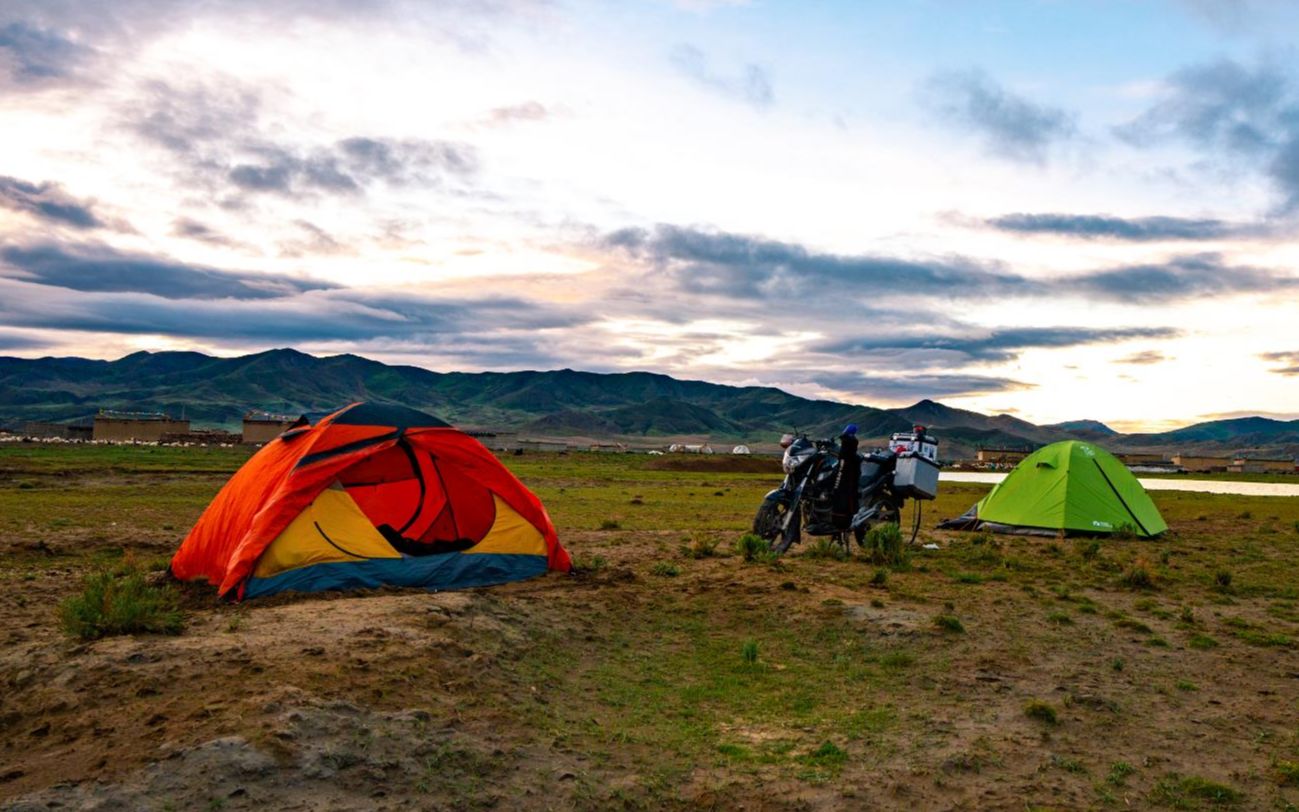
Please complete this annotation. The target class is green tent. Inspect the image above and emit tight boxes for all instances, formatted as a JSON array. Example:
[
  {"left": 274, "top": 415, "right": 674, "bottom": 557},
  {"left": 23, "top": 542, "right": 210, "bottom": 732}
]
[{"left": 941, "top": 441, "right": 1167, "bottom": 537}]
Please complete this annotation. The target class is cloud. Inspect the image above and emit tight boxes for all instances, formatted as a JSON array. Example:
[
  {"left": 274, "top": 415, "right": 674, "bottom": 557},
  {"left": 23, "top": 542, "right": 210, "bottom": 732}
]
[
  {"left": 985, "top": 212, "right": 1254, "bottom": 241},
  {"left": 812, "top": 370, "right": 1032, "bottom": 401},
  {"left": 171, "top": 217, "right": 236, "bottom": 247},
  {"left": 1116, "top": 350, "right": 1169, "bottom": 365},
  {"left": 0, "top": 242, "right": 336, "bottom": 300},
  {"left": 129, "top": 81, "right": 478, "bottom": 200},
  {"left": 923, "top": 68, "right": 1076, "bottom": 163},
  {"left": 670, "top": 44, "right": 772, "bottom": 108},
  {"left": 1062, "top": 253, "right": 1298, "bottom": 301},
  {"left": 0, "top": 328, "right": 48, "bottom": 351},
  {"left": 815, "top": 326, "right": 1179, "bottom": 365},
  {"left": 1118, "top": 58, "right": 1299, "bottom": 211},
  {"left": 484, "top": 101, "right": 549, "bottom": 125},
  {"left": 1259, "top": 350, "right": 1299, "bottom": 376},
  {"left": 0, "top": 22, "right": 93, "bottom": 88},
  {"left": 0, "top": 176, "right": 103, "bottom": 229},
  {"left": 601, "top": 224, "right": 1038, "bottom": 300}
]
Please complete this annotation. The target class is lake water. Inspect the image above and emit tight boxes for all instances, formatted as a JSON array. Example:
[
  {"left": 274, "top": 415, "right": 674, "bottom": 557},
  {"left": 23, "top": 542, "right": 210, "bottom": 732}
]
[{"left": 940, "top": 471, "right": 1299, "bottom": 497}]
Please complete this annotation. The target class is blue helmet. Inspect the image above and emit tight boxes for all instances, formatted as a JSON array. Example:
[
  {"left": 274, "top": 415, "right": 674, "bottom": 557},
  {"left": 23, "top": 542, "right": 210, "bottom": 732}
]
[{"left": 843, "top": 423, "right": 858, "bottom": 436}]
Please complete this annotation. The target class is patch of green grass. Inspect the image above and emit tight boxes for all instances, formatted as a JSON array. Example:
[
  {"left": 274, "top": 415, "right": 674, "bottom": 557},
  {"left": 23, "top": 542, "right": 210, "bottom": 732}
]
[
  {"left": 1025, "top": 700, "right": 1058, "bottom": 725},
  {"left": 598, "top": 519, "right": 622, "bottom": 530},
  {"left": 1175, "top": 679, "right": 1198, "bottom": 692},
  {"left": 681, "top": 535, "right": 718, "bottom": 559},
  {"left": 571, "top": 554, "right": 608, "bottom": 573},
  {"left": 1107, "top": 761, "right": 1135, "bottom": 786},
  {"left": 1115, "top": 617, "right": 1153, "bottom": 634},
  {"left": 953, "top": 571, "right": 984, "bottom": 584},
  {"left": 1052, "top": 754, "right": 1086, "bottom": 773},
  {"left": 803, "top": 537, "right": 849, "bottom": 561},
  {"left": 1120, "top": 558, "right": 1157, "bottom": 590},
  {"left": 808, "top": 740, "right": 846, "bottom": 762},
  {"left": 861, "top": 522, "right": 907, "bottom": 567},
  {"left": 1150, "top": 773, "right": 1242, "bottom": 807},
  {"left": 1046, "top": 610, "right": 1073, "bottom": 626},
  {"left": 741, "top": 639, "right": 758, "bottom": 665},
  {"left": 734, "top": 533, "right": 768, "bottom": 562},
  {"left": 650, "top": 561, "right": 680, "bottom": 577},
  {"left": 1188, "top": 633, "right": 1218, "bottom": 650},
  {"left": 878, "top": 650, "right": 914, "bottom": 670},
  {"left": 60, "top": 567, "right": 184, "bottom": 640},
  {"left": 1214, "top": 570, "right": 1232, "bottom": 590},
  {"left": 716, "top": 743, "right": 752, "bottom": 759},
  {"left": 933, "top": 613, "right": 965, "bottom": 634},
  {"left": 1275, "top": 759, "right": 1299, "bottom": 787},
  {"left": 869, "top": 568, "right": 888, "bottom": 587}
]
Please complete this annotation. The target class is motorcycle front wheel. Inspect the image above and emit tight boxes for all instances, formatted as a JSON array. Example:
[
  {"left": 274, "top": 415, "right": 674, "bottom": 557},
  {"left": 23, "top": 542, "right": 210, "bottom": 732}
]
[
  {"left": 770, "top": 504, "right": 801, "bottom": 555},
  {"left": 753, "top": 498, "right": 787, "bottom": 541}
]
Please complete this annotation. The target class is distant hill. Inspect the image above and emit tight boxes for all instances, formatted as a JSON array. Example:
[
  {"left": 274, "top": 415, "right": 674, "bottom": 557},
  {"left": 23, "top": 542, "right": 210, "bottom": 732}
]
[{"left": 0, "top": 349, "right": 1295, "bottom": 459}]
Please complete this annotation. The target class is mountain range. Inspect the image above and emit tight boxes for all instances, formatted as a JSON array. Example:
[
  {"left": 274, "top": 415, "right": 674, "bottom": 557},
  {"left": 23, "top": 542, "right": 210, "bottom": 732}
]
[{"left": 1, "top": 349, "right": 1296, "bottom": 459}]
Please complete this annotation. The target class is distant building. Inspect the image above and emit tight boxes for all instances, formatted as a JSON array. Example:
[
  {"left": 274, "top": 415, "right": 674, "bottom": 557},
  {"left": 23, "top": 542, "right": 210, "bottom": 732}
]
[
  {"left": 1170, "top": 454, "right": 1232, "bottom": 473},
  {"left": 242, "top": 411, "right": 302, "bottom": 445},
  {"left": 1227, "top": 457, "right": 1295, "bottom": 474},
  {"left": 93, "top": 410, "right": 189, "bottom": 443},
  {"left": 1117, "top": 452, "right": 1167, "bottom": 465},
  {"left": 517, "top": 438, "right": 568, "bottom": 452},
  {"left": 669, "top": 443, "right": 714, "bottom": 454},
  {"left": 22, "top": 419, "right": 92, "bottom": 440},
  {"left": 588, "top": 442, "right": 628, "bottom": 453},
  {"left": 976, "top": 447, "right": 1031, "bottom": 465}
]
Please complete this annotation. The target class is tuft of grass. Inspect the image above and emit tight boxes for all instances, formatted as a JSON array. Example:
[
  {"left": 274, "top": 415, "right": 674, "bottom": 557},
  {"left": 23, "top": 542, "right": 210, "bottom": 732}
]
[
  {"left": 1120, "top": 558, "right": 1157, "bottom": 590},
  {"left": 802, "top": 741, "right": 847, "bottom": 767},
  {"left": 681, "top": 535, "right": 718, "bottom": 559},
  {"left": 735, "top": 533, "right": 768, "bottom": 562},
  {"left": 60, "top": 567, "right": 184, "bottom": 640},
  {"left": 933, "top": 613, "right": 965, "bottom": 634},
  {"left": 1115, "top": 617, "right": 1153, "bottom": 634},
  {"left": 1107, "top": 761, "right": 1135, "bottom": 787},
  {"left": 1188, "top": 633, "right": 1218, "bottom": 650},
  {"left": 878, "top": 650, "right": 914, "bottom": 670},
  {"left": 1175, "top": 679, "right": 1197, "bottom": 692},
  {"left": 953, "top": 571, "right": 984, "bottom": 584},
  {"left": 1275, "top": 760, "right": 1299, "bottom": 787},
  {"left": 861, "top": 523, "right": 907, "bottom": 567},
  {"left": 571, "top": 554, "right": 608, "bottom": 573},
  {"left": 598, "top": 519, "right": 621, "bottom": 531},
  {"left": 1110, "top": 657, "right": 1124, "bottom": 672},
  {"left": 1150, "top": 773, "right": 1242, "bottom": 807},
  {"left": 741, "top": 639, "right": 759, "bottom": 665},
  {"left": 1076, "top": 538, "right": 1102, "bottom": 560},
  {"left": 650, "top": 561, "right": 680, "bottom": 577},
  {"left": 1024, "top": 700, "right": 1058, "bottom": 725},
  {"left": 803, "top": 537, "right": 849, "bottom": 561},
  {"left": 1214, "top": 570, "right": 1232, "bottom": 590},
  {"left": 1046, "top": 610, "right": 1073, "bottom": 626},
  {"left": 869, "top": 568, "right": 888, "bottom": 588}
]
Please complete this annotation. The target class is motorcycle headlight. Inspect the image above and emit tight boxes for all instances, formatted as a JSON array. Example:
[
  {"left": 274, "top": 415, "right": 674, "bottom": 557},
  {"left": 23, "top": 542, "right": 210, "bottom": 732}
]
[{"left": 781, "top": 449, "right": 795, "bottom": 473}]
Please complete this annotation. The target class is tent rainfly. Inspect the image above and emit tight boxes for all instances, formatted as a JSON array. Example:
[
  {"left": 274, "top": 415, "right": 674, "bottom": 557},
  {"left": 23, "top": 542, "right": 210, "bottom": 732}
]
[
  {"left": 939, "top": 441, "right": 1167, "bottom": 537},
  {"left": 171, "top": 402, "right": 571, "bottom": 600}
]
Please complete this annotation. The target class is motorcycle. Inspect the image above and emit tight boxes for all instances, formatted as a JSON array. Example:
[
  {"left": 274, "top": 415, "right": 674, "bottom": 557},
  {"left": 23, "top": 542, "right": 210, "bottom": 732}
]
[{"left": 752, "top": 427, "right": 939, "bottom": 555}]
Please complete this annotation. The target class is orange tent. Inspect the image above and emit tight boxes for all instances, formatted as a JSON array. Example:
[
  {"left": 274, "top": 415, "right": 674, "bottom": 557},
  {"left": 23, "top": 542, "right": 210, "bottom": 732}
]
[{"left": 171, "top": 402, "right": 570, "bottom": 600}]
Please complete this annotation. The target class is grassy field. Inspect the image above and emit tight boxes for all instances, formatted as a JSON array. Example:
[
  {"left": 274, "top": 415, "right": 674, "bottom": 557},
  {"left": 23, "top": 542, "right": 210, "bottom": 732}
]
[{"left": 1, "top": 444, "right": 1298, "bottom": 810}]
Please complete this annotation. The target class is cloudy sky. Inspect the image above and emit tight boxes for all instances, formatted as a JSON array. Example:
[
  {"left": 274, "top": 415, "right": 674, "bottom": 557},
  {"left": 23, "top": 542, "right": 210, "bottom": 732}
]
[{"left": 2, "top": 0, "right": 1297, "bottom": 430}]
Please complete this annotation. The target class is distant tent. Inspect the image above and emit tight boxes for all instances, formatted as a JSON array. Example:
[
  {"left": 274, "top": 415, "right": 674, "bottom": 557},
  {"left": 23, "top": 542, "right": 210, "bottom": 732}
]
[
  {"left": 171, "top": 402, "right": 570, "bottom": 600},
  {"left": 940, "top": 441, "right": 1167, "bottom": 537},
  {"left": 731, "top": 445, "right": 751, "bottom": 455}
]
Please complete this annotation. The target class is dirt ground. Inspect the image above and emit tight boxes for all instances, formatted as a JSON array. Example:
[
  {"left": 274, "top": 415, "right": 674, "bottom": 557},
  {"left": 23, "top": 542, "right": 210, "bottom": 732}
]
[{"left": 1, "top": 447, "right": 1298, "bottom": 810}]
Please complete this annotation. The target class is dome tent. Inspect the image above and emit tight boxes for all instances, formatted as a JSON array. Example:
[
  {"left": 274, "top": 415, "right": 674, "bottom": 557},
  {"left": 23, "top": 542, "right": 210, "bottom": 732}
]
[
  {"left": 171, "top": 402, "right": 570, "bottom": 600},
  {"left": 940, "top": 441, "right": 1167, "bottom": 537}
]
